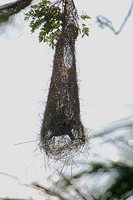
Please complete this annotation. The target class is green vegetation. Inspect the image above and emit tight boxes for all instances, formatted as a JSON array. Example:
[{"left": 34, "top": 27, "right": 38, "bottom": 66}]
[{"left": 25, "top": 0, "right": 90, "bottom": 48}]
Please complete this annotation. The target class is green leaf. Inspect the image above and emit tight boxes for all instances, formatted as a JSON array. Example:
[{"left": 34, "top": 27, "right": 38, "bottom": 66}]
[
  {"left": 39, "top": 31, "right": 45, "bottom": 42},
  {"left": 81, "top": 15, "right": 91, "bottom": 20},
  {"left": 82, "top": 26, "right": 89, "bottom": 37},
  {"left": 25, "top": 0, "right": 91, "bottom": 48}
]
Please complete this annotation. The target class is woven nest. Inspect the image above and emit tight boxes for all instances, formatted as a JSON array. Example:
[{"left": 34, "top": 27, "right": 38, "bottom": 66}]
[{"left": 40, "top": 0, "right": 87, "bottom": 159}]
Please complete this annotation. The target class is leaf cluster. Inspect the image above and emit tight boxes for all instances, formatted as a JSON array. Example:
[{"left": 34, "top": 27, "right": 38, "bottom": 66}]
[
  {"left": 25, "top": 0, "right": 63, "bottom": 48},
  {"left": 25, "top": 0, "right": 91, "bottom": 48},
  {"left": 0, "top": 14, "right": 10, "bottom": 22},
  {"left": 80, "top": 14, "right": 90, "bottom": 37}
]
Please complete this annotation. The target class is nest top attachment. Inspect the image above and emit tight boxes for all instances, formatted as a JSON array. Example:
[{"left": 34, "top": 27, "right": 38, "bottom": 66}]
[{"left": 40, "top": 0, "right": 87, "bottom": 159}]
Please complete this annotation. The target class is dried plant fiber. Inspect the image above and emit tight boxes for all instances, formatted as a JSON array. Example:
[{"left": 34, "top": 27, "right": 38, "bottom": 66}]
[{"left": 40, "top": 0, "right": 86, "bottom": 159}]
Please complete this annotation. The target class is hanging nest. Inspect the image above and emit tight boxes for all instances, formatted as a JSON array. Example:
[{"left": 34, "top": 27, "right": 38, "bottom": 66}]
[{"left": 40, "top": 0, "right": 87, "bottom": 159}]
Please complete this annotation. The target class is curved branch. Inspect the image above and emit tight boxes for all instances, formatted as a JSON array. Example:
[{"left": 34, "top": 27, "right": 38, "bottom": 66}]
[
  {"left": 0, "top": 0, "right": 33, "bottom": 21},
  {"left": 97, "top": 0, "right": 133, "bottom": 35}
]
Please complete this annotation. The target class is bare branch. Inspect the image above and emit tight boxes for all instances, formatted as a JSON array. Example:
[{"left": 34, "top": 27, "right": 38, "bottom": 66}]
[
  {"left": 97, "top": 0, "right": 133, "bottom": 34},
  {"left": 0, "top": 172, "right": 19, "bottom": 180},
  {"left": 30, "top": 182, "right": 69, "bottom": 200},
  {"left": 0, "top": 0, "right": 33, "bottom": 21},
  {"left": 92, "top": 115, "right": 133, "bottom": 138},
  {"left": 0, "top": 198, "right": 30, "bottom": 200}
]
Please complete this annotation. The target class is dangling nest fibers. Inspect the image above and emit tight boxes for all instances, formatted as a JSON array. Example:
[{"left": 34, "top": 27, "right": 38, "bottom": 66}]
[{"left": 40, "top": 0, "right": 87, "bottom": 159}]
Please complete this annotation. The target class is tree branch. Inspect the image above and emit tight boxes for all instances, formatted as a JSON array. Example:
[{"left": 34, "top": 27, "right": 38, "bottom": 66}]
[
  {"left": 0, "top": 198, "right": 29, "bottom": 200},
  {"left": 97, "top": 0, "right": 133, "bottom": 34},
  {"left": 0, "top": 0, "right": 33, "bottom": 21}
]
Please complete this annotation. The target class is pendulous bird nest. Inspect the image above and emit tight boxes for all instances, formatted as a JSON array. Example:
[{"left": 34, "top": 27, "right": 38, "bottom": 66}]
[{"left": 40, "top": 0, "right": 87, "bottom": 159}]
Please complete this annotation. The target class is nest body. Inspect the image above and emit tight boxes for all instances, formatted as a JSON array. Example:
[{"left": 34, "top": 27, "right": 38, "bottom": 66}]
[{"left": 40, "top": 0, "right": 86, "bottom": 158}]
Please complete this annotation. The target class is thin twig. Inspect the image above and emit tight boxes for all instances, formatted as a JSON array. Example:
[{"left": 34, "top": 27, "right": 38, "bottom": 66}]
[{"left": 97, "top": 0, "right": 133, "bottom": 34}]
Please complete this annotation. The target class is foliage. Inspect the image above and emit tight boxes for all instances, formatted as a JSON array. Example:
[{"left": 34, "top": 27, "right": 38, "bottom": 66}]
[
  {"left": 38, "top": 163, "right": 133, "bottom": 200},
  {"left": 1, "top": 115, "right": 133, "bottom": 200},
  {"left": 102, "top": 164, "right": 133, "bottom": 200},
  {"left": 0, "top": 15, "right": 10, "bottom": 23},
  {"left": 33, "top": 115, "right": 133, "bottom": 200},
  {"left": 25, "top": 0, "right": 91, "bottom": 48},
  {"left": 88, "top": 163, "right": 133, "bottom": 200}
]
